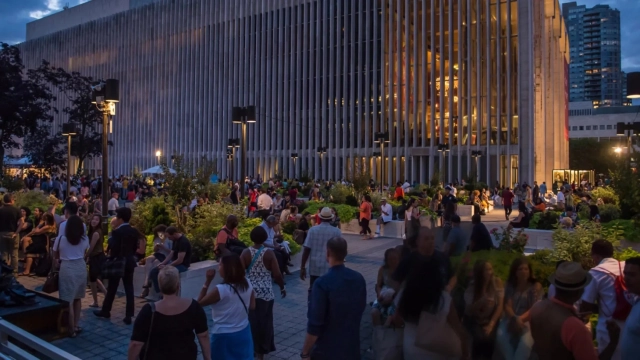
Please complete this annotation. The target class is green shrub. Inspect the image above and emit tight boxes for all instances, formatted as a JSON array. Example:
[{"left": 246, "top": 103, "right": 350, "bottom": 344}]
[
  {"left": 604, "top": 219, "right": 640, "bottom": 243},
  {"left": 281, "top": 220, "right": 297, "bottom": 235},
  {"left": 329, "top": 183, "right": 352, "bottom": 205},
  {"left": 551, "top": 222, "right": 619, "bottom": 268},
  {"left": 1, "top": 177, "right": 25, "bottom": 193},
  {"left": 236, "top": 218, "right": 301, "bottom": 255},
  {"left": 590, "top": 187, "right": 619, "bottom": 206},
  {"left": 201, "top": 183, "right": 232, "bottom": 201},
  {"left": 345, "top": 195, "right": 359, "bottom": 207},
  {"left": 598, "top": 203, "right": 621, "bottom": 223},
  {"left": 13, "top": 190, "right": 53, "bottom": 214},
  {"left": 187, "top": 202, "right": 247, "bottom": 245},
  {"left": 529, "top": 211, "right": 560, "bottom": 230},
  {"left": 130, "top": 197, "right": 176, "bottom": 235},
  {"left": 615, "top": 247, "right": 640, "bottom": 261},
  {"left": 304, "top": 202, "right": 358, "bottom": 223}
]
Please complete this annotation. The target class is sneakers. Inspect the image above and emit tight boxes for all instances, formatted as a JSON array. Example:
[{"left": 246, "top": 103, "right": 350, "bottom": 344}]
[{"left": 93, "top": 311, "right": 110, "bottom": 319}]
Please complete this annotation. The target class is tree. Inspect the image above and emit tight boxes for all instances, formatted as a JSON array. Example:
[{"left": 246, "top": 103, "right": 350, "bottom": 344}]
[
  {"left": 23, "top": 125, "right": 66, "bottom": 174},
  {"left": 346, "top": 159, "right": 372, "bottom": 197},
  {"left": 0, "top": 43, "right": 59, "bottom": 173},
  {"left": 569, "top": 138, "right": 618, "bottom": 175},
  {"left": 610, "top": 159, "right": 640, "bottom": 219},
  {"left": 57, "top": 71, "right": 107, "bottom": 172}
]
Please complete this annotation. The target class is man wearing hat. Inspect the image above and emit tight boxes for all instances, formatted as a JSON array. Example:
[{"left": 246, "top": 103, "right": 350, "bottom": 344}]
[
  {"left": 375, "top": 198, "right": 393, "bottom": 237},
  {"left": 441, "top": 186, "right": 457, "bottom": 209},
  {"left": 300, "top": 207, "right": 342, "bottom": 298},
  {"left": 529, "top": 262, "right": 620, "bottom": 360}
]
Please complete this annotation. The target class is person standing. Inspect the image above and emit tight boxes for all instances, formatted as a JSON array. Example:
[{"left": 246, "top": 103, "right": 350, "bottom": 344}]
[
  {"left": 539, "top": 182, "right": 547, "bottom": 197},
  {"left": 300, "top": 208, "right": 342, "bottom": 298},
  {"left": 530, "top": 261, "right": 620, "bottom": 360},
  {"left": 469, "top": 214, "right": 494, "bottom": 252},
  {"left": 86, "top": 214, "right": 108, "bottom": 308},
  {"left": 241, "top": 227, "right": 286, "bottom": 360},
  {"left": 300, "top": 237, "right": 366, "bottom": 360},
  {"left": 149, "top": 227, "right": 192, "bottom": 297},
  {"left": 0, "top": 194, "right": 21, "bottom": 273},
  {"left": 502, "top": 187, "right": 515, "bottom": 221},
  {"left": 107, "top": 192, "right": 119, "bottom": 216},
  {"left": 375, "top": 198, "right": 393, "bottom": 237},
  {"left": 621, "top": 257, "right": 640, "bottom": 358},
  {"left": 359, "top": 195, "right": 373, "bottom": 240},
  {"left": 259, "top": 216, "right": 289, "bottom": 275},
  {"left": 256, "top": 188, "right": 273, "bottom": 220},
  {"left": 581, "top": 240, "right": 628, "bottom": 360},
  {"left": 444, "top": 215, "right": 467, "bottom": 257},
  {"left": 53, "top": 215, "right": 90, "bottom": 338},
  {"left": 532, "top": 181, "right": 540, "bottom": 203},
  {"left": 94, "top": 207, "right": 139, "bottom": 325}
]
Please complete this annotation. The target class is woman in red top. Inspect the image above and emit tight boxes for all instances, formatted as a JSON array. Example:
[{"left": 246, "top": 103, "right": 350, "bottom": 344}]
[
  {"left": 248, "top": 186, "right": 257, "bottom": 217},
  {"left": 359, "top": 195, "right": 373, "bottom": 239},
  {"left": 394, "top": 182, "right": 405, "bottom": 201}
]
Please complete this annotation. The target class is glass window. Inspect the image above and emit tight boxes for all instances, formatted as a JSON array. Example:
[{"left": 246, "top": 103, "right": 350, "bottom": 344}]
[
  {"left": 600, "top": 125, "right": 605, "bottom": 130},
  {"left": 572, "top": 126, "right": 578, "bottom": 131},
  {"left": 586, "top": 126, "right": 591, "bottom": 130},
  {"left": 579, "top": 126, "right": 584, "bottom": 130},
  {"left": 607, "top": 125, "right": 612, "bottom": 129}
]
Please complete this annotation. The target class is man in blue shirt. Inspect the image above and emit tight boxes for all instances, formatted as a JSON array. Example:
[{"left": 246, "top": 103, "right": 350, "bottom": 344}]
[
  {"left": 300, "top": 237, "right": 366, "bottom": 360},
  {"left": 621, "top": 257, "right": 640, "bottom": 359}
]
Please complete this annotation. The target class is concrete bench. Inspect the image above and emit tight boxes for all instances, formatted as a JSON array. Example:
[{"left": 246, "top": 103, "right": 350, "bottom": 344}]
[
  {"left": 378, "top": 220, "right": 404, "bottom": 238},
  {"left": 489, "top": 228, "right": 554, "bottom": 250}
]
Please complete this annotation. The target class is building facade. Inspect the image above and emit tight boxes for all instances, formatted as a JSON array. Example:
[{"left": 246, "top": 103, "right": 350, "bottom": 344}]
[
  {"left": 19, "top": 0, "right": 569, "bottom": 186},
  {"left": 569, "top": 101, "right": 640, "bottom": 141},
  {"left": 562, "top": 2, "right": 628, "bottom": 107}
]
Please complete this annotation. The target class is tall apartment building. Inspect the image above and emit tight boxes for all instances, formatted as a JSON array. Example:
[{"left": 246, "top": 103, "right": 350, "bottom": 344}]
[
  {"left": 18, "top": 0, "right": 570, "bottom": 186},
  {"left": 562, "top": 2, "right": 626, "bottom": 107}
]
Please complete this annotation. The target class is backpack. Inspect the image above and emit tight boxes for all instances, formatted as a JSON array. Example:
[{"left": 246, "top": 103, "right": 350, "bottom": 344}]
[{"left": 599, "top": 261, "right": 632, "bottom": 321}]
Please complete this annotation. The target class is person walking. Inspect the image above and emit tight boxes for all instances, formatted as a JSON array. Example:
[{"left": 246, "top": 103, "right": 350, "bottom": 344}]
[
  {"left": 53, "top": 215, "right": 90, "bottom": 338},
  {"left": 621, "top": 257, "right": 640, "bottom": 358},
  {"left": 300, "top": 207, "right": 342, "bottom": 298},
  {"left": 359, "top": 195, "right": 373, "bottom": 239},
  {"left": 0, "top": 194, "right": 22, "bottom": 273},
  {"left": 300, "top": 237, "right": 366, "bottom": 360},
  {"left": 530, "top": 261, "right": 620, "bottom": 360},
  {"left": 107, "top": 192, "right": 119, "bottom": 216},
  {"left": 198, "top": 254, "right": 255, "bottom": 360},
  {"left": 469, "top": 214, "right": 494, "bottom": 252},
  {"left": 86, "top": 214, "right": 107, "bottom": 308},
  {"left": 94, "top": 207, "right": 139, "bottom": 325},
  {"left": 539, "top": 182, "right": 547, "bottom": 197},
  {"left": 502, "top": 187, "right": 515, "bottom": 221},
  {"left": 241, "top": 227, "right": 286, "bottom": 359},
  {"left": 129, "top": 266, "right": 211, "bottom": 360},
  {"left": 444, "top": 215, "right": 466, "bottom": 257}
]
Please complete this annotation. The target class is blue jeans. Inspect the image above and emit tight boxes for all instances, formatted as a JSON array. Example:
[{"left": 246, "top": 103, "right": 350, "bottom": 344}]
[{"left": 150, "top": 264, "right": 188, "bottom": 293}]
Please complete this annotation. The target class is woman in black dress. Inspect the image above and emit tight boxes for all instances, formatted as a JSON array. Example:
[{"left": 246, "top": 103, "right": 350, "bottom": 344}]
[{"left": 20, "top": 212, "right": 56, "bottom": 276}]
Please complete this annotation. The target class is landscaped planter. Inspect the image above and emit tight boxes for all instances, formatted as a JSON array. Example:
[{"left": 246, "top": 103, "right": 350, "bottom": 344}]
[{"left": 490, "top": 228, "right": 554, "bottom": 250}]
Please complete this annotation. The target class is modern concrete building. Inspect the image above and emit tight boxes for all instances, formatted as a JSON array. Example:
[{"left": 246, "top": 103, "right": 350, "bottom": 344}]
[
  {"left": 19, "top": 0, "right": 569, "bottom": 187},
  {"left": 569, "top": 101, "right": 640, "bottom": 141},
  {"left": 562, "top": 2, "right": 628, "bottom": 107}
]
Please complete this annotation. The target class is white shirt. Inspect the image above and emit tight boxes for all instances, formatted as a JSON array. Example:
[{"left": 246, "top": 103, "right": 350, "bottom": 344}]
[
  {"left": 402, "top": 182, "right": 410, "bottom": 191},
  {"left": 108, "top": 198, "right": 119, "bottom": 211},
  {"left": 260, "top": 222, "right": 276, "bottom": 247},
  {"left": 53, "top": 235, "right": 89, "bottom": 260},
  {"left": 257, "top": 193, "right": 273, "bottom": 210},
  {"left": 210, "top": 283, "right": 253, "bottom": 334},
  {"left": 380, "top": 204, "right": 393, "bottom": 222},
  {"left": 556, "top": 191, "right": 565, "bottom": 202},
  {"left": 55, "top": 219, "right": 88, "bottom": 246},
  {"left": 451, "top": 187, "right": 457, "bottom": 196},
  {"left": 582, "top": 258, "right": 627, "bottom": 355}
]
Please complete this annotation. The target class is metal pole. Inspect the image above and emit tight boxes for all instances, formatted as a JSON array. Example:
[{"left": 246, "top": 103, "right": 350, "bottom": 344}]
[
  {"left": 102, "top": 112, "right": 109, "bottom": 231},
  {"left": 240, "top": 121, "right": 247, "bottom": 198},
  {"left": 293, "top": 158, "right": 297, "bottom": 179},
  {"left": 66, "top": 135, "right": 71, "bottom": 198},
  {"left": 380, "top": 142, "right": 385, "bottom": 193},
  {"left": 475, "top": 157, "right": 479, "bottom": 182}
]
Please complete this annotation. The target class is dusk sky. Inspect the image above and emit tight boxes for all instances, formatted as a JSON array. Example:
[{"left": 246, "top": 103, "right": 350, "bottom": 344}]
[{"left": 1, "top": 0, "right": 639, "bottom": 73}]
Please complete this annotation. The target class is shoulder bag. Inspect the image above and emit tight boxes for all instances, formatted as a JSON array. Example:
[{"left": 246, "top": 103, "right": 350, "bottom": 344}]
[
  {"left": 247, "top": 247, "right": 265, "bottom": 274},
  {"left": 101, "top": 234, "right": 126, "bottom": 278},
  {"left": 414, "top": 293, "right": 461, "bottom": 357},
  {"left": 42, "top": 268, "right": 59, "bottom": 294},
  {"left": 229, "top": 284, "right": 248, "bottom": 314},
  {"left": 141, "top": 302, "right": 157, "bottom": 360}
]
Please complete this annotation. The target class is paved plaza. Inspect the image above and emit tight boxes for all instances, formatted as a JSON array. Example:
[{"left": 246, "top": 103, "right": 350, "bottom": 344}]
[{"left": 19, "top": 234, "right": 403, "bottom": 360}]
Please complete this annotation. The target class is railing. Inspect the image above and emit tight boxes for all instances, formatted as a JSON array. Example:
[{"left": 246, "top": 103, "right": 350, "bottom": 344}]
[{"left": 0, "top": 319, "right": 80, "bottom": 360}]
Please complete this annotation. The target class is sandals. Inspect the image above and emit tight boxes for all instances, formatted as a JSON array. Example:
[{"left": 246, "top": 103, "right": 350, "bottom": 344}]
[{"left": 89, "top": 303, "right": 100, "bottom": 308}]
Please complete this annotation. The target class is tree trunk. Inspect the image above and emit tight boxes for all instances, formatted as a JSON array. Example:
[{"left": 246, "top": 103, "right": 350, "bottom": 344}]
[
  {"left": 77, "top": 157, "right": 85, "bottom": 175},
  {"left": 0, "top": 145, "right": 4, "bottom": 176}
]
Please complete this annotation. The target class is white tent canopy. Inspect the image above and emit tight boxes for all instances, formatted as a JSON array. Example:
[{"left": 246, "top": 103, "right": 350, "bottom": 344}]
[{"left": 141, "top": 165, "right": 176, "bottom": 175}]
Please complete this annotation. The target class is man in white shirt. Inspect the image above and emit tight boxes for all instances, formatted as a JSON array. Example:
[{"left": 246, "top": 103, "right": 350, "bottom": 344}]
[
  {"left": 257, "top": 188, "right": 273, "bottom": 220},
  {"left": 108, "top": 192, "right": 119, "bottom": 216},
  {"left": 556, "top": 189, "right": 565, "bottom": 210},
  {"left": 581, "top": 239, "right": 626, "bottom": 360},
  {"left": 402, "top": 180, "right": 411, "bottom": 193},
  {"left": 375, "top": 198, "right": 393, "bottom": 237}
]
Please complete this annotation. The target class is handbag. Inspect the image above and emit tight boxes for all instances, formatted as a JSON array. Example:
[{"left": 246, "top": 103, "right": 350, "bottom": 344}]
[
  {"left": 101, "top": 237, "right": 126, "bottom": 279},
  {"left": 293, "top": 229, "right": 307, "bottom": 245},
  {"left": 42, "top": 270, "right": 59, "bottom": 294},
  {"left": 373, "top": 326, "right": 403, "bottom": 360},
  {"left": 414, "top": 294, "right": 462, "bottom": 357}
]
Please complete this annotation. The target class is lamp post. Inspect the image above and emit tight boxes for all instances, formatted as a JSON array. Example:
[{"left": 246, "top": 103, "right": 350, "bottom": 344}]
[
  {"left": 232, "top": 106, "right": 256, "bottom": 198},
  {"left": 471, "top": 150, "right": 482, "bottom": 182},
  {"left": 616, "top": 122, "right": 640, "bottom": 165},
  {"left": 91, "top": 79, "right": 119, "bottom": 232},
  {"left": 62, "top": 123, "right": 77, "bottom": 197},
  {"left": 227, "top": 138, "right": 240, "bottom": 181},
  {"left": 291, "top": 153, "right": 298, "bottom": 179},
  {"left": 375, "top": 132, "right": 390, "bottom": 192},
  {"left": 155, "top": 150, "right": 162, "bottom": 165},
  {"left": 317, "top": 146, "right": 326, "bottom": 180},
  {"left": 628, "top": 72, "right": 640, "bottom": 100},
  {"left": 437, "top": 143, "right": 450, "bottom": 184},
  {"left": 226, "top": 149, "right": 233, "bottom": 179}
]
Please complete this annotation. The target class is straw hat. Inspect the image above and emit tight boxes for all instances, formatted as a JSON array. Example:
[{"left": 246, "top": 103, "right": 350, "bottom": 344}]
[
  {"left": 548, "top": 262, "right": 592, "bottom": 291},
  {"left": 319, "top": 207, "right": 334, "bottom": 220}
]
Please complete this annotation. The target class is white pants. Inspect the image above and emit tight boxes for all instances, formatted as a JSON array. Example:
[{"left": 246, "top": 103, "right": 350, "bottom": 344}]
[
  {"left": 143, "top": 256, "right": 160, "bottom": 286},
  {"left": 496, "top": 318, "right": 533, "bottom": 360}
]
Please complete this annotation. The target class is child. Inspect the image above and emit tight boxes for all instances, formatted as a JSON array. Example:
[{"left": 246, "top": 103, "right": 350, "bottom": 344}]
[{"left": 372, "top": 287, "right": 397, "bottom": 326}]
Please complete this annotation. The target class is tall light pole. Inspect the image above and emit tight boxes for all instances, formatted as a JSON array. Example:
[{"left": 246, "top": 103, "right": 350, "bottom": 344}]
[
  {"left": 92, "top": 79, "right": 119, "bottom": 231},
  {"left": 317, "top": 146, "right": 326, "bottom": 181},
  {"left": 227, "top": 138, "right": 239, "bottom": 181},
  {"left": 471, "top": 150, "right": 482, "bottom": 182},
  {"left": 62, "top": 123, "right": 77, "bottom": 197},
  {"left": 155, "top": 150, "right": 162, "bottom": 165},
  {"left": 291, "top": 153, "right": 298, "bottom": 179},
  {"left": 232, "top": 106, "right": 256, "bottom": 198},
  {"left": 375, "top": 132, "right": 389, "bottom": 192},
  {"left": 438, "top": 143, "right": 450, "bottom": 184},
  {"left": 226, "top": 149, "right": 233, "bottom": 180}
]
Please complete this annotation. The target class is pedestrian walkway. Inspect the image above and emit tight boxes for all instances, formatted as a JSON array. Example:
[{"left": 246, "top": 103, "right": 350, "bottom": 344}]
[{"left": 18, "top": 234, "right": 402, "bottom": 359}]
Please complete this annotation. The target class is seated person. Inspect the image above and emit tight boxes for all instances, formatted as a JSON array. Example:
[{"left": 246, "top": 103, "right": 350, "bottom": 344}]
[
  {"left": 560, "top": 217, "right": 573, "bottom": 229},
  {"left": 20, "top": 213, "right": 56, "bottom": 276},
  {"left": 140, "top": 225, "right": 172, "bottom": 298},
  {"left": 589, "top": 204, "right": 600, "bottom": 222},
  {"left": 532, "top": 198, "right": 546, "bottom": 213},
  {"left": 559, "top": 206, "right": 578, "bottom": 226},
  {"left": 508, "top": 202, "right": 531, "bottom": 229},
  {"left": 371, "top": 287, "right": 396, "bottom": 327}
]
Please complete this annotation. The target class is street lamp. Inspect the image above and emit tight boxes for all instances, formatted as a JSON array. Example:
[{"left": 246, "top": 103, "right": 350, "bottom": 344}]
[
  {"left": 232, "top": 106, "right": 256, "bottom": 198},
  {"left": 375, "top": 132, "right": 390, "bottom": 192},
  {"left": 438, "top": 143, "right": 450, "bottom": 184},
  {"left": 291, "top": 153, "right": 298, "bottom": 179},
  {"left": 226, "top": 149, "right": 233, "bottom": 179},
  {"left": 227, "top": 138, "right": 240, "bottom": 181},
  {"left": 616, "top": 122, "right": 640, "bottom": 164},
  {"left": 317, "top": 146, "right": 327, "bottom": 180},
  {"left": 471, "top": 150, "right": 482, "bottom": 182},
  {"left": 155, "top": 150, "right": 162, "bottom": 165},
  {"left": 91, "top": 79, "right": 119, "bottom": 224},
  {"left": 61, "top": 123, "right": 77, "bottom": 197},
  {"left": 628, "top": 72, "right": 640, "bottom": 99}
]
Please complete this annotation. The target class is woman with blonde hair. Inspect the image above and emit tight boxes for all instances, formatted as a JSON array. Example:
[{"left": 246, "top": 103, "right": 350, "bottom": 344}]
[{"left": 129, "top": 266, "right": 210, "bottom": 360}]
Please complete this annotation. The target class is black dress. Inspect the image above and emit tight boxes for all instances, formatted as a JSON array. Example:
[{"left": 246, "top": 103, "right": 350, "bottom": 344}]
[{"left": 25, "top": 224, "right": 48, "bottom": 254}]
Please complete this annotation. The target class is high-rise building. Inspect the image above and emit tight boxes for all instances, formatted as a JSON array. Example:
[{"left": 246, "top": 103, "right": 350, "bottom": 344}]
[
  {"left": 562, "top": 2, "right": 625, "bottom": 107},
  {"left": 18, "top": 0, "right": 569, "bottom": 186}
]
